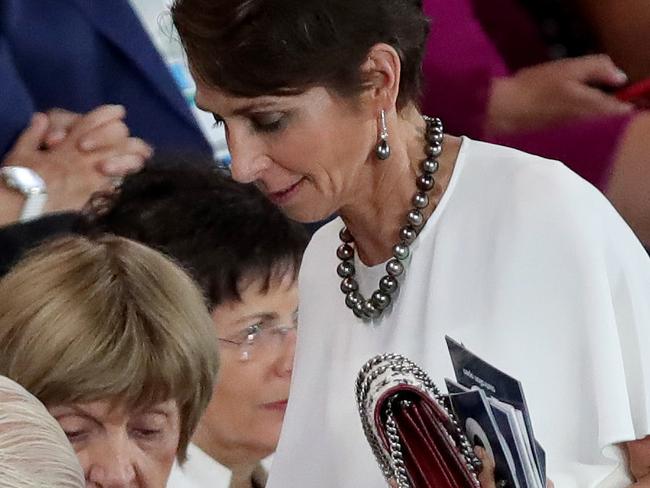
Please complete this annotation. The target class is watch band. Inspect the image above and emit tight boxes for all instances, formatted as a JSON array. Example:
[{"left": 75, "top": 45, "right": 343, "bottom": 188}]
[
  {"left": 0, "top": 166, "right": 48, "bottom": 223},
  {"left": 20, "top": 192, "right": 48, "bottom": 222}
]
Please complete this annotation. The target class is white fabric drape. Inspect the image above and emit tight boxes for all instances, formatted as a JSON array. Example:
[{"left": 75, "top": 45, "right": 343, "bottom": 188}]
[{"left": 268, "top": 138, "right": 650, "bottom": 487}]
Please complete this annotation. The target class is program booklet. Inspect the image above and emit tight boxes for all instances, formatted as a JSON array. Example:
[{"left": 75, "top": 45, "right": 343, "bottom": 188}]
[{"left": 445, "top": 337, "right": 546, "bottom": 488}]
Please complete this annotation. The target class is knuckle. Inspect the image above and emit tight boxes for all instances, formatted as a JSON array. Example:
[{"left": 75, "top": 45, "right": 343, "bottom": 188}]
[
  {"left": 46, "top": 107, "right": 68, "bottom": 118},
  {"left": 128, "top": 138, "right": 151, "bottom": 153},
  {"left": 109, "top": 123, "right": 130, "bottom": 140},
  {"left": 590, "top": 53, "right": 612, "bottom": 66}
]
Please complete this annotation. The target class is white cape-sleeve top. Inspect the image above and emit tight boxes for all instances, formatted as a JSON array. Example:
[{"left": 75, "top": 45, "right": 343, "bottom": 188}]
[{"left": 268, "top": 138, "right": 650, "bottom": 488}]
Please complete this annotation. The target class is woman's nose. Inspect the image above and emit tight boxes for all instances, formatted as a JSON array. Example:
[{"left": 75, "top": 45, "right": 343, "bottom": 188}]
[
  {"left": 274, "top": 328, "right": 297, "bottom": 377},
  {"left": 85, "top": 435, "right": 136, "bottom": 487},
  {"left": 226, "top": 129, "right": 270, "bottom": 184}
]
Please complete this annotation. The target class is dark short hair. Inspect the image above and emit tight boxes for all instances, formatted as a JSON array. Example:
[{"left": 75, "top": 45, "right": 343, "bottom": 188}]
[
  {"left": 171, "top": 0, "right": 430, "bottom": 109},
  {"left": 78, "top": 162, "right": 309, "bottom": 309}
]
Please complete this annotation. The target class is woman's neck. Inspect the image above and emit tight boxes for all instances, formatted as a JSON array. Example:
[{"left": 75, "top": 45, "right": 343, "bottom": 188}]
[
  {"left": 229, "top": 465, "right": 266, "bottom": 488},
  {"left": 192, "top": 429, "right": 268, "bottom": 488},
  {"left": 339, "top": 109, "right": 460, "bottom": 266}
]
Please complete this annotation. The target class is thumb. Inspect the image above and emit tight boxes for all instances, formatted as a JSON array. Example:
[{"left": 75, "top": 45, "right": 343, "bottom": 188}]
[
  {"left": 572, "top": 54, "right": 628, "bottom": 87},
  {"left": 476, "top": 446, "right": 497, "bottom": 488},
  {"left": 11, "top": 113, "right": 50, "bottom": 154},
  {"left": 43, "top": 108, "right": 80, "bottom": 148}
]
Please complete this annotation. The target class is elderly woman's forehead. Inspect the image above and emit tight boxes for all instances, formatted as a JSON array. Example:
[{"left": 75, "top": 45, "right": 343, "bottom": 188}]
[{"left": 48, "top": 398, "right": 179, "bottom": 417}]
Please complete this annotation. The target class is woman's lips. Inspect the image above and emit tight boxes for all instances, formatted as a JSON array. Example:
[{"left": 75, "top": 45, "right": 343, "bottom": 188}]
[
  {"left": 262, "top": 400, "right": 288, "bottom": 412},
  {"left": 267, "top": 179, "right": 302, "bottom": 205}
]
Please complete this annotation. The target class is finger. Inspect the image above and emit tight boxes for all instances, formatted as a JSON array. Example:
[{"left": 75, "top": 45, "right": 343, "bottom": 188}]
[
  {"left": 632, "top": 476, "right": 650, "bottom": 488},
  {"left": 476, "top": 446, "right": 497, "bottom": 488},
  {"left": 97, "top": 154, "right": 146, "bottom": 177},
  {"left": 44, "top": 108, "right": 81, "bottom": 148},
  {"left": 573, "top": 85, "right": 635, "bottom": 116},
  {"left": 120, "top": 137, "right": 154, "bottom": 160},
  {"left": 627, "top": 437, "right": 650, "bottom": 482},
  {"left": 78, "top": 119, "right": 130, "bottom": 151},
  {"left": 95, "top": 137, "right": 152, "bottom": 175},
  {"left": 569, "top": 54, "right": 628, "bottom": 87},
  {"left": 66, "top": 104, "right": 127, "bottom": 142},
  {"left": 8, "top": 113, "right": 50, "bottom": 156},
  {"left": 46, "top": 108, "right": 80, "bottom": 128},
  {"left": 44, "top": 129, "right": 68, "bottom": 148}
]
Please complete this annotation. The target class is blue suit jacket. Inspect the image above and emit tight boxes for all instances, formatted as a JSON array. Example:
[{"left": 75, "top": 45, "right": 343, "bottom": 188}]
[{"left": 0, "top": 0, "right": 210, "bottom": 157}]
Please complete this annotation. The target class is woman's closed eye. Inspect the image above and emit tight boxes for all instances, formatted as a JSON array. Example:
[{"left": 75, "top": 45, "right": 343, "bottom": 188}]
[
  {"left": 63, "top": 429, "right": 89, "bottom": 442},
  {"left": 129, "top": 415, "right": 168, "bottom": 441},
  {"left": 251, "top": 112, "right": 286, "bottom": 133},
  {"left": 212, "top": 114, "right": 225, "bottom": 129},
  {"left": 57, "top": 416, "right": 93, "bottom": 442},
  {"left": 131, "top": 427, "right": 163, "bottom": 440}
]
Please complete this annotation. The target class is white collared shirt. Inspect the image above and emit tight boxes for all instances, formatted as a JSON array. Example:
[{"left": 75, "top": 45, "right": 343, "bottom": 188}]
[{"left": 167, "top": 443, "right": 232, "bottom": 488}]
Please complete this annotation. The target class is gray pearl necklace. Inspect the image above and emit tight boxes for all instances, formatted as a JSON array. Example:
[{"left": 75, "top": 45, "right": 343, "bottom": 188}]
[{"left": 337, "top": 116, "right": 444, "bottom": 320}]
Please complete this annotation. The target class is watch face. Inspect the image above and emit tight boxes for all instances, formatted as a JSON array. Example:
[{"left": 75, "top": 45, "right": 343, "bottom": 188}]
[{"left": 1, "top": 166, "right": 46, "bottom": 194}]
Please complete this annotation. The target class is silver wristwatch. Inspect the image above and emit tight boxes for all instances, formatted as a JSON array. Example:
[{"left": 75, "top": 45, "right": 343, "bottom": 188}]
[{"left": 0, "top": 166, "right": 48, "bottom": 222}]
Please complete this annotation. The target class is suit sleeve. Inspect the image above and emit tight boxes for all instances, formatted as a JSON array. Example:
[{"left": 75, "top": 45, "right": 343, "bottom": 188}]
[{"left": 0, "top": 29, "right": 35, "bottom": 158}]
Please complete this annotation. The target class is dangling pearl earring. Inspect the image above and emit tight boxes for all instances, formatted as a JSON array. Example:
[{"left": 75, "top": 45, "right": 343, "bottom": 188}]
[{"left": 375, "top": 109, "right": 391, "bottom": 160}]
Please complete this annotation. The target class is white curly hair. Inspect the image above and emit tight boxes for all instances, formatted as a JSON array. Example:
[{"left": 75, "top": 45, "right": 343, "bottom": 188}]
[{"left": 0, "top": 375, "right": 84, "bottom": 488}]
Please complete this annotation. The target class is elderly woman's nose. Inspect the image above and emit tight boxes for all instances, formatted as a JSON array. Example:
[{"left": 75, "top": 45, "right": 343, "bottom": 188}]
[
  {"left": 275, "top": 330, "right": 296, "bottom": 377},
  {"left": 227, "top": 131, "right": 269, "bottom": 184},
  {"left": 86, "top": 436, "right": 137, "bottom": 487}
]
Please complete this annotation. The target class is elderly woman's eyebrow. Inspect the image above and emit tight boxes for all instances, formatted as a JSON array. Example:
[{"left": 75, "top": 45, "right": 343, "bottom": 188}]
[
  {"left": 140, "top": 405, "right": 175, "bottom": 417},
  {"left": 235, "top": 312, "right": 280, "bottom": 324},
  {"left": 49, "top": 406, "right": 107, "bottom": 427},
  {"left": 52, "top": 414, "right": 100, "bottom": 432},
  {"left": 49, "top": 405, "right": 94, "bottom": 417}
]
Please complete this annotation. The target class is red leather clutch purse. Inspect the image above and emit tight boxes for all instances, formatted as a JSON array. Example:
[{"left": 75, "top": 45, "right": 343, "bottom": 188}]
[{"left": 356, "top": 354, "right": 482, "bottom": 488}]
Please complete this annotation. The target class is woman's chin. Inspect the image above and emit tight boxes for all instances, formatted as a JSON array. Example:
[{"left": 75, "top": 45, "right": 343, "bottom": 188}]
[
  {"left": 281, "top": 204, "right": 337, "bottom": 225},
  {"left": 268, "top": 180, "right": 338, "bottom": 224},
  {"left": 242, "top": 436, "right": 278, "bottom": 460}
]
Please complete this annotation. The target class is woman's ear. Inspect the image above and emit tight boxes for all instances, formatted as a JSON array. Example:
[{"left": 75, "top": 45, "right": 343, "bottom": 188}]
[{"left": 359, "top": 43, "right": 402, "bottom": 111}]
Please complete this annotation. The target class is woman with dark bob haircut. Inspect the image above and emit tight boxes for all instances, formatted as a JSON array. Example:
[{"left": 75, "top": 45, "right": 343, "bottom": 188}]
[{"left": 172, "top": 0, "right": 650, "bottom": 486}]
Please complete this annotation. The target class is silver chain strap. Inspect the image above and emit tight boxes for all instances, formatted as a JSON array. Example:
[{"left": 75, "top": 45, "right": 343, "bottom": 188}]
[
  {"left": 356, "top": 353, "right": 482, "bottom": 487},
  {"left": 385, "top": 402, "right": 412, "bottom": 488}
]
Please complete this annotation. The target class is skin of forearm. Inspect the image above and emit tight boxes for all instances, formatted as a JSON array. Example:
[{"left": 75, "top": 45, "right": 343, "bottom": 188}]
[{"left": 0, "top": 187, "right": 23, "bottom": 227}]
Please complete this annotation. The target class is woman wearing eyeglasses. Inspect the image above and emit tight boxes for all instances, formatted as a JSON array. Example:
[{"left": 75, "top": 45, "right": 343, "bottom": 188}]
[
  {"left": 79, "top": 165, "right": 309, "bottom": 488},
  {"left": 190, "top": 274, "right": 299, "bottom": 488}
]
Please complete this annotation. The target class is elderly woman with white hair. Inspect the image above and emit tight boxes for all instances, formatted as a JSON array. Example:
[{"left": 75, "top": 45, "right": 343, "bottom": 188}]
[{"left": 0, "top": 375, "right": 84, "bottom": 488}]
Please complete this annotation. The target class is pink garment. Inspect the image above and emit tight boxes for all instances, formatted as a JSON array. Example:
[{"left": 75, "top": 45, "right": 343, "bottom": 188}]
[
  {"left": 422, "top": 0, "right": 508, "bottom": 139},
  {"left": 421, "top": 0, "right": 633, "bottom": 189}
]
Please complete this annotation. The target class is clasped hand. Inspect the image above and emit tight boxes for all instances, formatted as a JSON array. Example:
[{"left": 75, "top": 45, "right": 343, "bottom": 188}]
[{"left": 2, "top": 104, "right": 151, "bottom": 213}]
